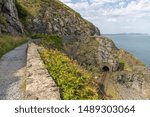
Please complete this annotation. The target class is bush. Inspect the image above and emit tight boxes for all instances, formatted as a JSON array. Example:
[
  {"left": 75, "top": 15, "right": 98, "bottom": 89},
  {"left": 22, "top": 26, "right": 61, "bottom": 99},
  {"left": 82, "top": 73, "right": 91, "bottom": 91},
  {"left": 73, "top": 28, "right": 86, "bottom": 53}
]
[
  {"left": 39, "top": 49, "right": 100, "bottom": 100},
  {"left": 32, "top": 34, "right": 62, "bottom": 50}
]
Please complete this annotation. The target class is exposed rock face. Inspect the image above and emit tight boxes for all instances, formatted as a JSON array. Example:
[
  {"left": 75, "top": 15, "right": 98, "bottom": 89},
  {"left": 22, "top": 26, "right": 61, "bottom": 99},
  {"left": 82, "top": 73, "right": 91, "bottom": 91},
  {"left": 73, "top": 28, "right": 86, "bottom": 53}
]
[
  {"left": 113, "top": 49, "right": 150, "bottom": 99},
  {"left": 62, "top": 36, "right": 119, "bottom": 72},
  {"left": 0, "top": 0, "right": 23, "bottom": 34},
  {"left": 20, "top": 0, "right": 100, "bottom": 36},
  {"left": 96, "top": 36, "right": 119, "bottom": 72},
  {"left": 115, "top": 71, "right": 147, "bottom": 99}
]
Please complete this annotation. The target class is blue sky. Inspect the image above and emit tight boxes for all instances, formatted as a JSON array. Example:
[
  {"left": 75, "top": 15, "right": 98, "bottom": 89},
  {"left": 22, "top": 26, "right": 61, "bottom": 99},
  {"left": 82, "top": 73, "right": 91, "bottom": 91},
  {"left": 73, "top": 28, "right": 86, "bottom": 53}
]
[{"left": 60, "top": 0, "right": 150, "bottom": 34}]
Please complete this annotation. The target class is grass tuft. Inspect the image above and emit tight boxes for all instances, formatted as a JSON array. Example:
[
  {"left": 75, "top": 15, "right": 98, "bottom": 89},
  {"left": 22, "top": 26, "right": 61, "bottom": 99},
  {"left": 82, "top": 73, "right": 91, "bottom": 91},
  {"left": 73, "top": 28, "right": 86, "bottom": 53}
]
[
  {"left": 16, "top": 0, "right": 32, "bottom": 26},
  {"left": 0, "top": 35, "right": 28, "bottom": 58},
  {"left": 32, "top": 34, "right": 62, "bottom": 50}
]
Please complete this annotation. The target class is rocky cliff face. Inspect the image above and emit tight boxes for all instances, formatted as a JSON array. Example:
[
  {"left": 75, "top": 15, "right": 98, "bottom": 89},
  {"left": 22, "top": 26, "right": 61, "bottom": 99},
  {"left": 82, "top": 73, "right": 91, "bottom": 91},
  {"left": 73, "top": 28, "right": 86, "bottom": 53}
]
[
  {"left": 17, "top": 0, "right": 100, "bottom": 36},
  {"left": 0, "top": 0, "right": 23, "bottom": 34},
  {"left": 62, "top": 35, "right": 118, "bottom": 71}
]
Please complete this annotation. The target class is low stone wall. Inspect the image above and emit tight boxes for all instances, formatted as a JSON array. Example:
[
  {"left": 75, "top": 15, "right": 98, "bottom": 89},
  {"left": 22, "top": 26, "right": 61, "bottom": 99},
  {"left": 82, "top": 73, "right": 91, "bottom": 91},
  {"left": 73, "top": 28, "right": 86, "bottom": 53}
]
[{"left": 25, "top": 41, "right": 60, "bottom": 100}]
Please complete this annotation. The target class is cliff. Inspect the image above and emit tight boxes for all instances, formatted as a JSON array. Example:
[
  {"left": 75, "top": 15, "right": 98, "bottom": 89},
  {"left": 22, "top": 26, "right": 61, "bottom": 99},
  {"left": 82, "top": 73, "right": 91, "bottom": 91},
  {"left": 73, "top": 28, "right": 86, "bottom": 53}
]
[
  {"left": 16, "top": 0, "right": 100, "bottom": 36},
  {"left": 0, "top": 0, "right": 150, "bottom": 99},
  {"left": 0, "top": 0, "right": 23, "bottom": 34}
]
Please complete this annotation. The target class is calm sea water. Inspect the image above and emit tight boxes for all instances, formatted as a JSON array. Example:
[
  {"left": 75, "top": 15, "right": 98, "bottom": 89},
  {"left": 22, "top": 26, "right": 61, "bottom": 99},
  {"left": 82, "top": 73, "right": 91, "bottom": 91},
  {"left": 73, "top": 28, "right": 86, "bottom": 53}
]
[{"left": 104, "top": 34, "right": 150, "bottom": 68}]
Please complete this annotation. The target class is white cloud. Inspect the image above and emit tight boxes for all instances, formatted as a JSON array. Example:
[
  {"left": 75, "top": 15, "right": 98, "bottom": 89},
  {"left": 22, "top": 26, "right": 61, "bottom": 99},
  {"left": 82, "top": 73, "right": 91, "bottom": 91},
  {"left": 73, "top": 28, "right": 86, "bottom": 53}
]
[
  {"left": 65, "top": 2, "right": 89, "bottom": 10},
  {"left": 60, "top": 0, "right": 150, "bottom": 34},
  {"left": 106, "top": 0, "right": 150, "bottom": 17},
  {"left": 121, "top": 26, "right": 131, "bottom": 29},
  {"left": 106, "top": 18, "right": 117, "bottom": 22},
  {"left": 60, "top": 0, "right": 72, "bottom": 3}
]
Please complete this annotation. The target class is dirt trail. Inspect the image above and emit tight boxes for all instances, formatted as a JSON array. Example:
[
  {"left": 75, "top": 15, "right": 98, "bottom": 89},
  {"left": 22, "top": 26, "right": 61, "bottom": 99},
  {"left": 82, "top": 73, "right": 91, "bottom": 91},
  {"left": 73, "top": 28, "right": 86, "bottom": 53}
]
[{"left": 0, "top": 44, "right": 27, "bottom": 100}]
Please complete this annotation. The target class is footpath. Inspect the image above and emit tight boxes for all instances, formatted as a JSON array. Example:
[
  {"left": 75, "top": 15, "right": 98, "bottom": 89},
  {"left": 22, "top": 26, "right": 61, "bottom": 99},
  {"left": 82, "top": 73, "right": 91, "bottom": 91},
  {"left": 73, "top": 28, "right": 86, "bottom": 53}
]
[{"left": 0, "top": 41, "right": 60, "bottom": 100}]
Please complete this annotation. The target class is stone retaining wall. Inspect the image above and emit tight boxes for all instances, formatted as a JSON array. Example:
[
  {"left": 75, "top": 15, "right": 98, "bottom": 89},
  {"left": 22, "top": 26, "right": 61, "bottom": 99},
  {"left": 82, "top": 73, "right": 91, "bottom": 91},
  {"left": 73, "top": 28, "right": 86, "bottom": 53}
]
[{"left": 25, "top": 41, "right": 60, "bottom": 100}]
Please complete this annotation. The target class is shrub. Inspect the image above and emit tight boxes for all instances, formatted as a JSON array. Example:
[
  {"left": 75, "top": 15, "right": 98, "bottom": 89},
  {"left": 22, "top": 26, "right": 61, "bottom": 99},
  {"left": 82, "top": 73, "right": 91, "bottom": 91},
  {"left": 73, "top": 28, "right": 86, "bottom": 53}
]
[
  {"left": 39, "top": 49, "right": 100, "bottom": 100},
  {"left": 32, "top": 34, "right": 62, "bottom": 50}
]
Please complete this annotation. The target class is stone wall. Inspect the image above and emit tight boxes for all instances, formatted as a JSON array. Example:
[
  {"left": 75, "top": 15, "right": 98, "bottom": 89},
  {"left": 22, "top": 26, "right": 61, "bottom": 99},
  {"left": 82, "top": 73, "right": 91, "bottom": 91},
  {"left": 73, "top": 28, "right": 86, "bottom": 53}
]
[{"left": 26, "top": 41, "right": 60, "bottom": 100}]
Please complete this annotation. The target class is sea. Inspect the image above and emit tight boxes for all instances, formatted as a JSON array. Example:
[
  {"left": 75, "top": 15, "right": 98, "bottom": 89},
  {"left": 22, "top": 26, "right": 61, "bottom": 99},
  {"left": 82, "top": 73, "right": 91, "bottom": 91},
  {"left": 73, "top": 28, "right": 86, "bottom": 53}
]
[{"left": 104, "top": 34, "right": 150, "bottom": 68}]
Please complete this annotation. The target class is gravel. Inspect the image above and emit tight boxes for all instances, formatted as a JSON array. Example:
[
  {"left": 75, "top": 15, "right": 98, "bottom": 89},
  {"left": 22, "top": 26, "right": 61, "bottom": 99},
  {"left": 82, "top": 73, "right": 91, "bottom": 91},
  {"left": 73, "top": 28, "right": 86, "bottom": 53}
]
[{"left": 0, "top": 44, "right": 27, "bottom": 100}]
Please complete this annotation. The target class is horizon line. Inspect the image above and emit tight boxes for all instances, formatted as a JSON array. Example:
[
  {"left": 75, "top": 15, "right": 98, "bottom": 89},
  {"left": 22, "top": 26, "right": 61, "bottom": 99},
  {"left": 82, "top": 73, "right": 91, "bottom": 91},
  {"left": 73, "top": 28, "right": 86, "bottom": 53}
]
[{"left": 102, "top": 33, "right": 150, "bottom": 35}]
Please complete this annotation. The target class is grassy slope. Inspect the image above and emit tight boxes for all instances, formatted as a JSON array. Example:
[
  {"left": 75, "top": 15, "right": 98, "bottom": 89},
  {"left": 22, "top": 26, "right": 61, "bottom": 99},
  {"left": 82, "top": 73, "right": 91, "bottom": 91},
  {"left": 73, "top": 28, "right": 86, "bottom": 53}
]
[
  {"left": 16, "top": 0, "right": 81, "bottom": 17},
  {"left": 0, "top": 35, "right": 27, "bottom": 58},
  {"left": 118, "top": 49, "right": 146, "bottom": 72},
  {"left": 16, "top": 0, "right": 93, "bottom": 30}
]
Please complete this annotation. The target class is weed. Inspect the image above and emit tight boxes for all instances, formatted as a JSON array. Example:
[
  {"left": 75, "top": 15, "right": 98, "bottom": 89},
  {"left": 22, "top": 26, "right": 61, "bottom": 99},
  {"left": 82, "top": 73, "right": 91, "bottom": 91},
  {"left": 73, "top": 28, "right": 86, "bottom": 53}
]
[
  {"left": 32, "top": 34, "right": 62, "bottom": 50},
  {"left": 0, "top": 35, "right": 28, "bottom": 58},
  {"left": 39, "top": 49, "right": 100, "bottom": 100}
]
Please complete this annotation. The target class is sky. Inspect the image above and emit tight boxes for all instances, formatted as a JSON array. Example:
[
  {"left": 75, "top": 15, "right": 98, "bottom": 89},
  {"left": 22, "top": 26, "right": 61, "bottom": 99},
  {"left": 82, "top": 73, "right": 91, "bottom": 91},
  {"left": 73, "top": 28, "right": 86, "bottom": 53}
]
[{"left": 60, "top": 0, "right": 150, "bottom": 34}]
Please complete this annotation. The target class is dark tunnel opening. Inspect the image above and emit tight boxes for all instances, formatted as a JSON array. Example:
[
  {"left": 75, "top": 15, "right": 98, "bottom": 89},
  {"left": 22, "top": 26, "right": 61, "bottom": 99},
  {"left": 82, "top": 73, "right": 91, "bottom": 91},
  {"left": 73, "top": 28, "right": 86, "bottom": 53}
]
[{"left": 102, "top": 66, "right": 110, "bottom": 72}]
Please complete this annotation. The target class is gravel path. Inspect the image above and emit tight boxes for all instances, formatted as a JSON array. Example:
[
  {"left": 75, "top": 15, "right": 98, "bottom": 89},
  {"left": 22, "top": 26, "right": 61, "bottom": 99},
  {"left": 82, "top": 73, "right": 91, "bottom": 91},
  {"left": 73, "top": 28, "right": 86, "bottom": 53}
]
[{"left": 0, "top": 44, "right": 27, "bottom": 100}]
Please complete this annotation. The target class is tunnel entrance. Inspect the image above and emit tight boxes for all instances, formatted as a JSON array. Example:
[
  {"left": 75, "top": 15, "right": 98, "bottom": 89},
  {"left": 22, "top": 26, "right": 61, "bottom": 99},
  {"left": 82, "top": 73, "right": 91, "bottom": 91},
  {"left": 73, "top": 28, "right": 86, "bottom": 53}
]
[{"left": 102, "top": 66, "right": 110, "bottom": 72}]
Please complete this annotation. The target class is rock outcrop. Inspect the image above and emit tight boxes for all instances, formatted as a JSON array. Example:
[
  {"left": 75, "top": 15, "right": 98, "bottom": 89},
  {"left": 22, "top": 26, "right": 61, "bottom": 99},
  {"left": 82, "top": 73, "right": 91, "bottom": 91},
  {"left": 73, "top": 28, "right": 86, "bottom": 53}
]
[
  {"left": 17, "top": 0, "right": 100, "bottom": 36},
  {"left": 0, "top": 0, "right": 23, "bottom": 34},
  {"left": 62, "top": 35, "right": 119, "bottom": 72}
]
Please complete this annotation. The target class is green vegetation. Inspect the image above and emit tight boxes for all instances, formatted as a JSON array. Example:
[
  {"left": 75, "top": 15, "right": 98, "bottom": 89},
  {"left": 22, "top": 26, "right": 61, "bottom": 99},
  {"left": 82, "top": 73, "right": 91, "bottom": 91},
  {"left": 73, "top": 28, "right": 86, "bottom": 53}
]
[
  {"left": 0, "top": 15, "right": 8, "bottom": 26},
  {"left": 16, "top": 0, "right": 41, "bottom": 16},
  {"left": 40, "top": 49, "right": 99, "bottom": 100},
  {"left": 16, "top": 0, "right": 81, "bottom": 18},
  {"left": 105, "top": 77, "right": 122, "bottom": 100},
  {"left": 32, "top": 34, "right": 62, "bottom": 50},
  {"left": 119, "top": 59, "right": 132, "bottom": 72},
  {"left": 0, "top": 35, "right": 28, "bottom": 58},
  {"left": 118, "top": 49, "right": 146, "bottom": 71},
  {"left": 21, "top": 77, "right": 27, "bottom": 99},
  {"left": 31, "top": 34, "right": 100, "bottom": 100},
  {"left": 51, "top": 0, "right": 81, "bottom": 17},
  {"left": 16, "top": 0, "right": 32, "bottom": 26}
]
